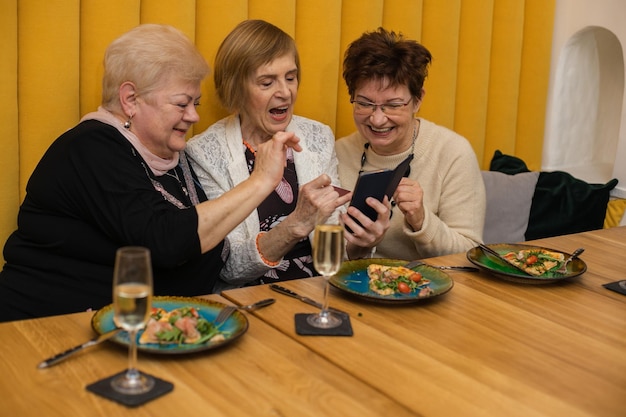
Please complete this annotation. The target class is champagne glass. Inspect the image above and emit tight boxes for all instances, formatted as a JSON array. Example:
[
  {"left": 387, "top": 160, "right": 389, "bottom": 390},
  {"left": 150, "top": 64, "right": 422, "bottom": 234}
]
[
  {"left": 307, "top": 219, "right": 345, "bottom": 329},
  {"left": 111, "top": 246, "right": 155, "bottom": 394}
]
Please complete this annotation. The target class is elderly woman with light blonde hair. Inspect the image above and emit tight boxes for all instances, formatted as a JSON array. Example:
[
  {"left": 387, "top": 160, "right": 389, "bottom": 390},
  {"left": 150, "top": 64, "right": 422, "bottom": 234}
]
[{"left": 0, "top": 23, "right": 300, "bottom": 321}]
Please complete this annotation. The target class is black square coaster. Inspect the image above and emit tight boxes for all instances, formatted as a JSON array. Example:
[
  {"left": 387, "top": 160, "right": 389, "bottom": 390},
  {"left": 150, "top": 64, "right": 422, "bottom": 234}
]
[
  {"left": 86, "top": 371, "right": 174, "bottom": 407},
  {"left": 603, "top": 280, "right": 626, "bottom": 296},
  {"left": 295, "top": 312, "right": 353, "bottom": 336}
]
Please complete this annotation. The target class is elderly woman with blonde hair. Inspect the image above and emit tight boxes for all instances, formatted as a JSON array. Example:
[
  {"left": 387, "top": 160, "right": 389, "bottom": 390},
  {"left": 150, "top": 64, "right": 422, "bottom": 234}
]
[{"left": 0, "top": 24, "right": 300, "bottom": 321}]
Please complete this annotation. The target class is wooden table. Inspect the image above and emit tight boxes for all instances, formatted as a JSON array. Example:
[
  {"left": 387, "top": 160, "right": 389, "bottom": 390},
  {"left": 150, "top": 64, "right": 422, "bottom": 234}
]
[
  {"left": 222, "top": 227, "right": 626, "bottom": 417},
  {"left": 0, "top": 294, "right": 415, "bottom": 417},
  {"left": 1, "top": 227, "right": 624, "bottom": 416}
]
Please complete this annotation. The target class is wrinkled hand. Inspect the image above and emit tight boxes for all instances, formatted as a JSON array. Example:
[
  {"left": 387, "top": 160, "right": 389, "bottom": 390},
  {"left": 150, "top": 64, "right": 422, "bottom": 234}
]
[
  {"left": 393, "top": 177, "right": 425, "bottom": 232},
  {"left": 252, "top": 131, "right": 302, "bottom": 191},
  {"left": 342, "top": 196, "right": 391, "bottom": 249},
  {"left": 286, "top": 174, "right": 351, "bottom": 239}
]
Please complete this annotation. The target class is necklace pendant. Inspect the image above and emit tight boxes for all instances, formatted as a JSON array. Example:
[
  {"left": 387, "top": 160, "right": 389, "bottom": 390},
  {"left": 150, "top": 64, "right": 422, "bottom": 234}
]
[
  {"left": 275, "top": 178, "right": 294, "bottom": 204},
  {"left": 182, "top": 186, "right": 188, "bottom": 196}
]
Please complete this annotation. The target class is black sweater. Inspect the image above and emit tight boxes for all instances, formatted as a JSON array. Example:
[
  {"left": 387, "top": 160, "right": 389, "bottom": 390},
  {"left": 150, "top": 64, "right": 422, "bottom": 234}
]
[{"left": 0, "top": 120, "right": 224, "bottom": 321}]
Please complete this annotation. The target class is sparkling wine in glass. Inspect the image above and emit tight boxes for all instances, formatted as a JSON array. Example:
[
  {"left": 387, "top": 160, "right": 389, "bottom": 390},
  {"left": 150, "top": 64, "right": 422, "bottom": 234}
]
[
  {"left": 307, "top": 222, "right": 345, "bottom": 329},
  {"left": 111, "top": 246, "right": 155, "bottom": 394}
]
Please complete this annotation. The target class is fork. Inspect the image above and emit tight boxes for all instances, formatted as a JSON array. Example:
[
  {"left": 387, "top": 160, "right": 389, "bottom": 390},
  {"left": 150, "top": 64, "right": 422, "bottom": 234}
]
[
  {"left": 555, "top": 248, "right": 584, "bottom": 274},
  {"left": 213, "top": 306, "right": 237, "bottom": 327},
  {"left": 404, "top": 259, "right": 479, "bottom": 272}
]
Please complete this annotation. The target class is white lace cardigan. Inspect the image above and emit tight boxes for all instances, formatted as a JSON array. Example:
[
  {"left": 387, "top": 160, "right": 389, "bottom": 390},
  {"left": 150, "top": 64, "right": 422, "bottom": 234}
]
[{"left": 185, "top": 114, "right": 341, "bottom": 291}]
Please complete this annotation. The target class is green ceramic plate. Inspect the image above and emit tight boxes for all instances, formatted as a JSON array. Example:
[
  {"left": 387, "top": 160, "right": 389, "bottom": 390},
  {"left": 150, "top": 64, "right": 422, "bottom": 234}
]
[
  {"left": 91, "top": 296, "right": 248, "bottom": 354},
  {"left": 329, "top": 258, "right": 454, "bottom": 304},
  {"left": 466, "top": 243, "right": 587, "bottom": 284}
]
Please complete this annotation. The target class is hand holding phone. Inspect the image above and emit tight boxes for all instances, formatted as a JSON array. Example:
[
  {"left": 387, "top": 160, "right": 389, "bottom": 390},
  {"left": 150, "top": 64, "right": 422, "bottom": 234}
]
[{"left": 346, "top": 154, "right": 413, "bottom": 231}]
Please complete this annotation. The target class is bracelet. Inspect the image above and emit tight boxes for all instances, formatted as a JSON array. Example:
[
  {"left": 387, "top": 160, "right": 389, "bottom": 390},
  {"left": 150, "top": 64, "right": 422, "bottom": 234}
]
[{"left": 256, "top": 232, "right": 280, "bottom": 267}]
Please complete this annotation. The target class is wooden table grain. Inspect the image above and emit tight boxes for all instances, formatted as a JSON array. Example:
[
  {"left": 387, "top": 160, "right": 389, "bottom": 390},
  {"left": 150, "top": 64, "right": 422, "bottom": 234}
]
[
  {"left": 0, "top": 294, "right": 416, "bottom": 417},
  {"left": 222, "top": 227, "right": 626, "bottom": 417},
  {"left": 2, "top": 228, "right": 624, "bottom": 416}
]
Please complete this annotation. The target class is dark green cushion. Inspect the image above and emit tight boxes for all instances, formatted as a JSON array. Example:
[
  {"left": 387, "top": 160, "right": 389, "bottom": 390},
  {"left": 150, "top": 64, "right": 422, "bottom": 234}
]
[
  {"left": 489, "top": 150, "right": 618, "bottom": 240},
  {"left": 489, "top": 150, "right": 531, "bottom": 174}
]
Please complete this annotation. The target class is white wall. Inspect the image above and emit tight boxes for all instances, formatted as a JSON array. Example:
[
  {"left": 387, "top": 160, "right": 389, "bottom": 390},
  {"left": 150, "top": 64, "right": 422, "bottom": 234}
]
[{"left": 543, "top": 0, "right": 626, "bottom": 199}]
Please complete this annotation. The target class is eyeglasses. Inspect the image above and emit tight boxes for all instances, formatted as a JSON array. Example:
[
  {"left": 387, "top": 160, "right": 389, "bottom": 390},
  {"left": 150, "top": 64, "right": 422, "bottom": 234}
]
[{"left": 351, "top": 99, "right": 413, "bottom": 116}]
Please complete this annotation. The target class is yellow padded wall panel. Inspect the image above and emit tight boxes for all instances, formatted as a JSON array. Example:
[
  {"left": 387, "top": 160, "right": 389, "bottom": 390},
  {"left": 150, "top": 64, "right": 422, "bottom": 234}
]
[
  {"left": 294, "top": 0, "right": 343, "bottom": 129},
  {"left": 6, "top": 0, "right": 556, "bottom": 262},
  {"left": 454, "top": 0, "right": 495, "bottom": 165},
  {"left": 0, "top": 0, "right": 19, "bottom": 262},
  {"left": 140, "top": 0, "right": 197, "bottom": 39},
  {"left": 18, "top": 0, "right": 80, "bottom": 195},
  {"left": 515, "top": 0, "right": 556, "bottom": 171},
  {"left": 248, "top": 0, "right": 296, "bottom": 36},
  {"left": 605, "top": 199, "right": 626, "bottom": 228},
  {"left": 483, "top": 0, "right": 525, "bottom": 168},
  {"left": 194, "top": 0, "right": 248, "bottom": 132},
  {"left": 335, "top": 0, "right": 385, "bottom": 139},
  {"left": 420, "top": 0, "right": 462, "bottom": 128},
  {"left": 80, "top": 0, "right": 141, "bottom": 116},
  {"left": 382, "top": 0, "right": 423, "bottom": 41}
]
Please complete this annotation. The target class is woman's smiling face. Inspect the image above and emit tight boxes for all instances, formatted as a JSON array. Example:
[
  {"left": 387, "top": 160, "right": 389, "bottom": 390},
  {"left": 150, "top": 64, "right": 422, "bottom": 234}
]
[
  {"left": 239, "top": 54, "right": 298, "bottom": 143},
  {"left": 352, "top": 78, "right": 420, "bottom": 155},
  {"left": 131, "top": 77, "right": 202, "bottom": 159}
]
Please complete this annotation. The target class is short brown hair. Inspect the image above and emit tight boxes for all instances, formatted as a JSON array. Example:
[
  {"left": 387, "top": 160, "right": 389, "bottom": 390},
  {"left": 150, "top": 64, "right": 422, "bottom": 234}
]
[
  {"left": 343, "top": 27, "right": 431, "bottom": 101},
  {"left": 214, "top": 20, "right": 300, "bottom": 112},
  {"left": 102, "top": 24, "right": 209, "bottom": 110}
]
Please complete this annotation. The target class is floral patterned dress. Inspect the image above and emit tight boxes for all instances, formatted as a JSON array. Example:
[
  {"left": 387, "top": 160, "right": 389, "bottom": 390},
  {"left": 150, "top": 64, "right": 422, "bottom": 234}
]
[{"left": 244, "top": 145, "right": 315, "bottom": 285}]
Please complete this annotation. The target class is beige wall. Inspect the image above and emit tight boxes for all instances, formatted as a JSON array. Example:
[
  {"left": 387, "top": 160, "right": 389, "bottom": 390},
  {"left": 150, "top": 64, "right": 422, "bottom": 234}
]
[{"left": 543, "top": 0, "right": 626, "bottom": 199}]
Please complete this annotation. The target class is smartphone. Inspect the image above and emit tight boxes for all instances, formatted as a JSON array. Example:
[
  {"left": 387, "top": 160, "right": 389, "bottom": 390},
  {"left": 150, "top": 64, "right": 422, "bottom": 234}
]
[{"left": 346, "top": 154, "right": 413, "bottom": 231}]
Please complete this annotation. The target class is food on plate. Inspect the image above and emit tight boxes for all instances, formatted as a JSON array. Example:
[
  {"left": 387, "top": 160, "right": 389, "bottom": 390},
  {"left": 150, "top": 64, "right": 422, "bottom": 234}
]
[
  {"left": 367, "top": 264, "right": 433, "bottom": 296},
  {"left": 501, "top": 248, "right": 565, "bottom": 276},
  {"left": 139, "top": 306, "right": 225, "bottom": 345}
]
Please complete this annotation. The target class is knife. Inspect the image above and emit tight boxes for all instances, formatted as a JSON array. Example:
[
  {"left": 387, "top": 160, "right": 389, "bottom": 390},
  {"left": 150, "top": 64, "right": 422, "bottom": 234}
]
[
  {"left": 478, "top": 243, "right": 531, "bottom": 275},
  {"left": 37, "top": 328, "right": 122, "bottom": 369},
  {"left": 269, "top": 284, "right": 347, "bottom": 315}
]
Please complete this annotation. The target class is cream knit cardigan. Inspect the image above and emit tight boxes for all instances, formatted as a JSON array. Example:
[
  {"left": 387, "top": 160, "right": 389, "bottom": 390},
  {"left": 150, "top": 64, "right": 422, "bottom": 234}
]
[{"left": 335, "top": 118, "right": 486, "bottom": 260}]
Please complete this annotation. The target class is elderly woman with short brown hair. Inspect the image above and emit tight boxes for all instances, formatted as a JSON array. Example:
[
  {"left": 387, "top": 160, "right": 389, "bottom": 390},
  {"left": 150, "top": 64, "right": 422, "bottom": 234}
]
[{"left": 336, "top": 27, "right": 486, "bottom": 260}]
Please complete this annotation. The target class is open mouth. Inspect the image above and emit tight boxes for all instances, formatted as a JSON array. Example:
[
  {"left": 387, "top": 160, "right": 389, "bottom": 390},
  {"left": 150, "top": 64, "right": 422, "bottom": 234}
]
[{"left": 270, "top": 106, "right": 289, "bottom": 115}]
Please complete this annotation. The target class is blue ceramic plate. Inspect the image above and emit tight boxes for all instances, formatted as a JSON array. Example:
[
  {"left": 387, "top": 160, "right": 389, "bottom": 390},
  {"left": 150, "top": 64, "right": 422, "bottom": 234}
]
[
  {"left": 466, "top": 243, "right": 587, "bottom": 284},
  {"left": 91, "top": 296, "right": 248, "bottom": 354},
  {"left": 329, "top": 258, "right": 454, "bottom": 304}
]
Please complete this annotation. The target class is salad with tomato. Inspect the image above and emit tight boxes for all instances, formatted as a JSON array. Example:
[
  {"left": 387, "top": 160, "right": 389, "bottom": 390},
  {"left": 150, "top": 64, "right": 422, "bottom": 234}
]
[
  {"left": 139, "top": 306, "right": 225, "bottom": 345},
  {"left": 367, "top": 264, "right": 433, "bottom": 296}
]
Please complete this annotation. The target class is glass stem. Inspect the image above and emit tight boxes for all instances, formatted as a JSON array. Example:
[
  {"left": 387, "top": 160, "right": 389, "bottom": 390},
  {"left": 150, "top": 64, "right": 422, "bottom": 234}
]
[
  {"left": 126, "top": 329, "right": 140, "bottom": 381},
  {"left": 320, "top": 278, "right": 331, "bottom": 317}
]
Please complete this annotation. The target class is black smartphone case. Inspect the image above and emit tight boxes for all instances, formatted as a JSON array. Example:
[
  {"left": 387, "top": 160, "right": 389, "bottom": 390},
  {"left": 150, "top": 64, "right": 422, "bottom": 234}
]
[{"left": 347, "top": 154, "right": 413, "bottom": 230}]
